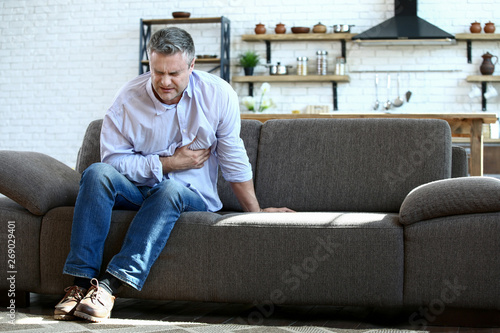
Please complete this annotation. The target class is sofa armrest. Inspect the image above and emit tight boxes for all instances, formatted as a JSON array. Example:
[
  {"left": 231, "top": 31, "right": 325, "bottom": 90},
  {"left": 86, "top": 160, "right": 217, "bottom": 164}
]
[
  {"left": 399, "top": 176, "right": 500, "bottom": 225},
  {"left": 0, "top": 151, "right": 81, "bottom": 216}
]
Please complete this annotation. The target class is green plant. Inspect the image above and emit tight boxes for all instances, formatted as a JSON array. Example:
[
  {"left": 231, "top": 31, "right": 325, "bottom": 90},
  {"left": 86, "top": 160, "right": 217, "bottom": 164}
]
[{"left": 239, "top": 51, "right": 260, "bottom": 68}]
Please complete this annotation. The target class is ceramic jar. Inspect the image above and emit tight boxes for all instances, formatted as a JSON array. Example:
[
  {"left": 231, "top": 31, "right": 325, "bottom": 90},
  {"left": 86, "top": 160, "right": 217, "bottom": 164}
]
[
  {"left": 480, "top": 52, "right": 498, "bottom": 75},
  {"left": 470, "top": 21, "right": 481, "bottom": 33},
  {"left": 255, "top": 23, "right": 266, "bottom": 34},
  {"left": 313, "top": 22, "right": 327, "bottom": 33},
  {"left": 484, "top": 21, "right": 496, "bottom": 33},
  {"left": 275, "top": 23, "right": 286, "bottom": 34}
]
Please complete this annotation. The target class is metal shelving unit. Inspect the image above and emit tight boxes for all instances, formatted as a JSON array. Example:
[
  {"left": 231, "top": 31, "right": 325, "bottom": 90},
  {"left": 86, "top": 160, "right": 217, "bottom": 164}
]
[{"left": 139, "top": 16, "right": 230, "bottom": 82}]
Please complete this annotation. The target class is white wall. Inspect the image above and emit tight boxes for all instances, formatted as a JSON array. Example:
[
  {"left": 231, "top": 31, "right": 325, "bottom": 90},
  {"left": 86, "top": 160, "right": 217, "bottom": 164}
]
[{"left": 1, "top": 0, "right": 499, "bottom": 167}]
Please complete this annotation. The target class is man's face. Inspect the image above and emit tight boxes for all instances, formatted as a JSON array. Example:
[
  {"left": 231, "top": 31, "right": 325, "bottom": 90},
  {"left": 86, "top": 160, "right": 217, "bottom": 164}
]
[{"left": 150, "top": 51, "right": 194, "bottom": 105}]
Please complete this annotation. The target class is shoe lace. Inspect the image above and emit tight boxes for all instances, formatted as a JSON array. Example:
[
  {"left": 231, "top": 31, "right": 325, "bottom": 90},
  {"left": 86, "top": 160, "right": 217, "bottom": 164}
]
[
  {"left": 89, "top": 278, "right": 105, "bottom": 304},
  {"left": 63, "top": 286, "right": 85, "bottom": 302}
]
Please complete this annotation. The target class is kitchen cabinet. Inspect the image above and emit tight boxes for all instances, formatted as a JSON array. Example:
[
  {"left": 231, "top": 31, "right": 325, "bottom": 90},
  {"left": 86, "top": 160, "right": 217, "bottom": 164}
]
[
  {"left": 234, "top": 33, "right": 354, "bottom": 111},
  {"left": 139, "top": 17, "right": 230, "bottom": 82}
]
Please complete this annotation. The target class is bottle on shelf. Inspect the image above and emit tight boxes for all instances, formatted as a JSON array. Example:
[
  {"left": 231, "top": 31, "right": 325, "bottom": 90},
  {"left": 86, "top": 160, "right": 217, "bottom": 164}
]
[
  {"left": 316, "top": 50, "right": 328, "bottom": 75},
  {"left": 335, "top": 57, "right": 346, "bottom": 75},
  {"left": 297, "top": 57, "right": 308, "bottom": 75}
]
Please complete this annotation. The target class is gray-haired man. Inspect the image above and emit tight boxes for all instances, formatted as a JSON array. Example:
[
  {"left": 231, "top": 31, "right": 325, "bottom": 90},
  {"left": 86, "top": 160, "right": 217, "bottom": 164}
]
[{"left": 54, "top": 27, "right": 293, "bottom": 322}]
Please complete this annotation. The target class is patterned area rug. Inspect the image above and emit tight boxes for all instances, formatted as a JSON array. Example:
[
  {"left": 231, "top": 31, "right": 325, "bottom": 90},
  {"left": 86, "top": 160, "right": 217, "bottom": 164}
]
[{"left": 0, "top": 311, "right": 425, "bottom": 333}]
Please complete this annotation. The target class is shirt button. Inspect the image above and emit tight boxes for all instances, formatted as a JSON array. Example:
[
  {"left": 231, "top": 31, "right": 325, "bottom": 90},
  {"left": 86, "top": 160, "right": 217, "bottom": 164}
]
[{"left": 182, "top": 129, "right": 187, "bottom": 133}]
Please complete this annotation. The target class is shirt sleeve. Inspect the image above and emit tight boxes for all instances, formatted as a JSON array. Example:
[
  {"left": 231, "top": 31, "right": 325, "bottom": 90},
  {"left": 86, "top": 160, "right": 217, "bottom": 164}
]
[
  {"left": 100, "top": 109, "right": 163, "bottom": 187},
  {"left": 215, "top": 88, "right": 253, "bottom": 183}
]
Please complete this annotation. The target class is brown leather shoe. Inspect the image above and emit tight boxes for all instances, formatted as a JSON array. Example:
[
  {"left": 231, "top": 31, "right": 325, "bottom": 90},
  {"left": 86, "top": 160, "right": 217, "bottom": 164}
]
[
  {"left": 54, "top": 285, "right": 87, "bottom": 320},
  {"left": 74, "top": 278, "right": 116, "bottom": 322}
]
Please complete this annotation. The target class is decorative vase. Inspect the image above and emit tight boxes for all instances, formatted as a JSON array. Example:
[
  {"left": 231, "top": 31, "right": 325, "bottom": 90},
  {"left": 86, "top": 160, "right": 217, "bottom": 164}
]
[
  {"left": 275, "top": 23, "right": 286, "bottom": 34},
  {"left": 255, "top": 23, "right": 266, "bottom": 34},
  {"left": 484, "top": 21, "right": 496, "bottom": 33},
  {"left": 480, "top": 52, "right": 498, "bottom": 75},
  {"left": 470, "top": 21, "right": 481, "bottom": 33},
  {"left": 243, "top": 67, "right": 254, "bottom": 76}
]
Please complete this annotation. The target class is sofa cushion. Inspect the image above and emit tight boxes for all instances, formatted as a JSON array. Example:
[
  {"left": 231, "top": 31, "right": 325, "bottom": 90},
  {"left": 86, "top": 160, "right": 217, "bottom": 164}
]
[
  {"left": 0, "top": 151, "right": 81, "bottom": 215},
  {"left": 400, "top": 176, "right": 500, "bottom": 225},
  {"left": 217, "top": 120, "right": 262, "bottom": 211},
  {"left": 451, "top": 146, "right": 468, "bottom": 178},
  {"left": 255, "top": 118, "right": 452, "bottom": 212},
  {"left": 76, "top": 119, "right": 103, "bottom": 173},
  {"left": 39, "top": 207, "right": 404, "bottom": 306}
]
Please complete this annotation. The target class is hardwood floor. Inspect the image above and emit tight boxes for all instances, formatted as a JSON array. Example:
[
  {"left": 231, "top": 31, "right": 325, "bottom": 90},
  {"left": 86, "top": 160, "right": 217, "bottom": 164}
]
[{"left": 14, "top": 293, "right": 500, "bottom": 332}]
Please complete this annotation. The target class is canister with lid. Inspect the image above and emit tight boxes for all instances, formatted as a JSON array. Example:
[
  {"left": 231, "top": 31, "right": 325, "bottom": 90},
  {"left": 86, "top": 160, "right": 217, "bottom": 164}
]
[
  {"left": 297, "top": 57, "right": 308, "bottom": 75},
  {"left": 316, "top": 50, "right": 328, "bottom": 75},
  {"left": 335, "top": 57, "right": 345, "bottom": 75}
]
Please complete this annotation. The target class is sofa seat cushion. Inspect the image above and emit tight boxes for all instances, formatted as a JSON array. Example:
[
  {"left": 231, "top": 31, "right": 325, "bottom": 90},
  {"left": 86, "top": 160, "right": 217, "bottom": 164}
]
[
  {"left": 200, "top": 212, "right": 404, "bottom": 306},
  {"left": 39, "top": 208, "right": 404, "bottom": 307},
  {"left": 255, "top": 119, "right": 452, "bottom": 212}
]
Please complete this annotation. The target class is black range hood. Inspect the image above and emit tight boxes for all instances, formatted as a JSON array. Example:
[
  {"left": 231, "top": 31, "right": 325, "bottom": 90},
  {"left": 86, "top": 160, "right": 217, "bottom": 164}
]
[{"left": 353, "top": 0, "right": 456, "bottom": 45}]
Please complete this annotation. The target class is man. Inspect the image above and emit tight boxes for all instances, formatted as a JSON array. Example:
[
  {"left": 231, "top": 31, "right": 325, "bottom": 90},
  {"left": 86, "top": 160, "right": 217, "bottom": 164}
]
[{"left": 54, "top": 27, "right": 293, "bottom": 323}]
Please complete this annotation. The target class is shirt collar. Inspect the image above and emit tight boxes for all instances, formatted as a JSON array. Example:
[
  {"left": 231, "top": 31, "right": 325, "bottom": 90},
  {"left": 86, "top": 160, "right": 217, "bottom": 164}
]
[{"left": 146, "top": 76, "right": 167, "bottom": 115}]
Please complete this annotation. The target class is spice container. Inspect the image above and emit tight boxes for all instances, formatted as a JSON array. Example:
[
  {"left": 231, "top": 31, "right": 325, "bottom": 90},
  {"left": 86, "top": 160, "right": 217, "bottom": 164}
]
[
  {"left": 297, "top": 57, "right": 308, "bottom": 75},
  {"left": 335, "top": 57, "right": 345, "bottom": 75},
  {"left": 316, "top": 50, "right": 328, "bottom": 75}
]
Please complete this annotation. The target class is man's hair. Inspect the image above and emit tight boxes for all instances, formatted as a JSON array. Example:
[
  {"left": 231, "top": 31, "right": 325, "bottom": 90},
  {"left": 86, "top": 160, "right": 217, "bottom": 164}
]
[{"left": 147, "top": 27, "right": 195, "bottom": 65}]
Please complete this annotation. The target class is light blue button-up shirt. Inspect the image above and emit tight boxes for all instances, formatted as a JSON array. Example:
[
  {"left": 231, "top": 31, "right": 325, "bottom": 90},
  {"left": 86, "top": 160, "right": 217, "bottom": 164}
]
[{"left": 100, "top": 70, "right": 252, "bottom": 212}]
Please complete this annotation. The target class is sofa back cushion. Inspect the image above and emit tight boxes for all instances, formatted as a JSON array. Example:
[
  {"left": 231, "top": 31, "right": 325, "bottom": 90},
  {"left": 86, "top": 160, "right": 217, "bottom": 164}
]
[
  {"left": 76, "top": 119, "right": 103, "bottom": 173},
  {"left": 217, "top": 120, "right": 262, "bottom": 211},
  {"left": 254, "top": 118, "right": 452, "bottom": 212},
  {"left": 75, "top": 119, "right": 262, "bottom": 211}
]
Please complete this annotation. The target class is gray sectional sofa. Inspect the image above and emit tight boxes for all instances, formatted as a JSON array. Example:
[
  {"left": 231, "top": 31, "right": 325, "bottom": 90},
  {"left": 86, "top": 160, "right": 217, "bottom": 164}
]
[{"left": 1, "top": 118, "right": 500, "bottom": 311}]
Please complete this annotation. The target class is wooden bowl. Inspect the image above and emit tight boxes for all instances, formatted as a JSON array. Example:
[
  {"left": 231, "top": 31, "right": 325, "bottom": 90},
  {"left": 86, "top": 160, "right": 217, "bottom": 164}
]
[
  {"left": 291, "top": 27, "right": 310, "bottom": 34},
  {"left": 172, "top": 11, "right": 191, "bottom": 18}
]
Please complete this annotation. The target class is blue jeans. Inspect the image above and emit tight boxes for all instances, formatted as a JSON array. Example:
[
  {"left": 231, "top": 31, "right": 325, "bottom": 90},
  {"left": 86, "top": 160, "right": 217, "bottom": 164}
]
[{"left": 63, "top": 163, "right": 208, "bottom": 291}]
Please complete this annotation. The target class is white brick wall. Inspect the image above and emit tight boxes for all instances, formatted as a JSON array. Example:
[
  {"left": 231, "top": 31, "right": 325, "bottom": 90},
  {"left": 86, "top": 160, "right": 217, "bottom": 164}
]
[{"left": 1, "top": 0, "right": 499, "bottom": 167}]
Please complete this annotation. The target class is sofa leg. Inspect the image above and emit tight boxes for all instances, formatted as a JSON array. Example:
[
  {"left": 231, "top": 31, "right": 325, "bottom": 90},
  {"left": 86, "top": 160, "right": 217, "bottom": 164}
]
[{"left": 0, "top": 290, "right": 30, "bottom": 308}]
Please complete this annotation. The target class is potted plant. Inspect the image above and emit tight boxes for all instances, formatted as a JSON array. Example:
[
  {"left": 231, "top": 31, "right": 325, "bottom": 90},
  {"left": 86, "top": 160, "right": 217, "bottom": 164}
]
[{"left": 239, "top": 51, "right": 260, "bottom": 76}]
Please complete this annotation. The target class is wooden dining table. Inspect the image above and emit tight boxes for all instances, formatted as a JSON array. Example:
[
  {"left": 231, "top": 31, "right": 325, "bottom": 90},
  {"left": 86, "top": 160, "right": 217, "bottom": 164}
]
[{"left": 240, "top": 113, "right": 498, "bottom": 176}]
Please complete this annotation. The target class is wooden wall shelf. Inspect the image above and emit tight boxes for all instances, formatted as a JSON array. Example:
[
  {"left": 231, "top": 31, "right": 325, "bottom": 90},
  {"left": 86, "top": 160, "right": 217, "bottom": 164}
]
[
  {"left": 233, "top": 75, "right": 350, "bottom": 111},
  {"left": 455, "top": 33, "right": 500, "bottom": 41},
  {"left": 241, "top": 33, "right": 354, "bottom": 64},
  {"left": 241, "top": 33, "right": 355, "bottom": 42},
  {"left": 142, "top": 58, "right": 221, "bottom": 66},
  {"left": 466, "top": 76, "right": 500, "bottom": 82},
  {"left": 142, "top": 17, "right": 224, "bottom": 25},
  {"left": 232, "top": 74, "right": 350, "bottom": 83},
  {"left": 238, "top": 33, "right": 353, "bottom": 111},
  {"left": 466, "top": 76, "right": 500, "bottom": 111},
  {"left": 455, "top": 33, "right": 500, "bottom": 63}
]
